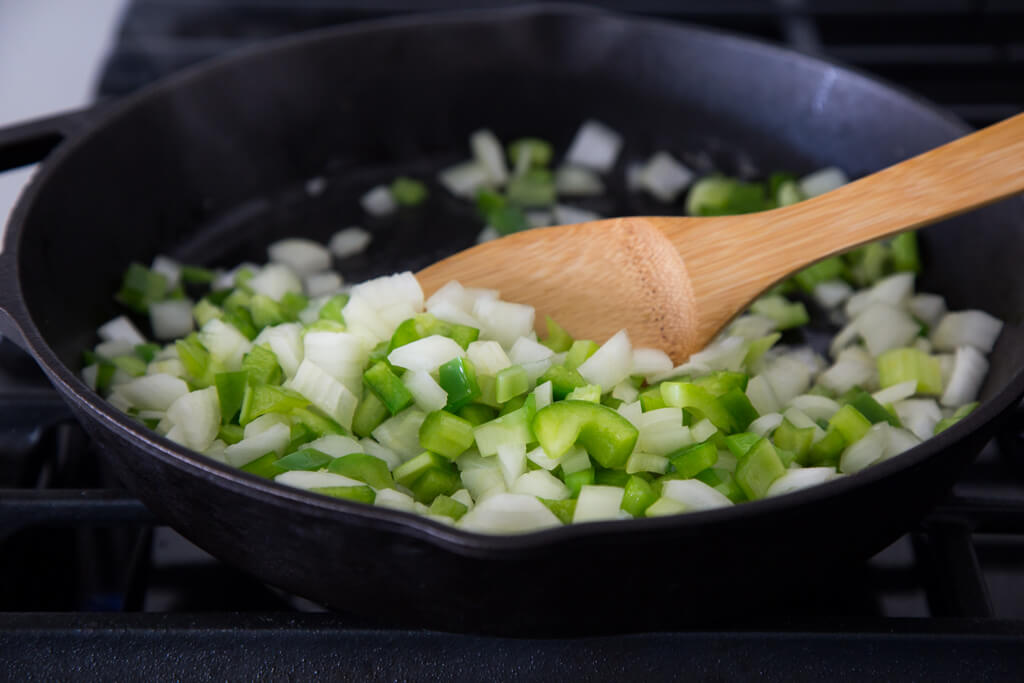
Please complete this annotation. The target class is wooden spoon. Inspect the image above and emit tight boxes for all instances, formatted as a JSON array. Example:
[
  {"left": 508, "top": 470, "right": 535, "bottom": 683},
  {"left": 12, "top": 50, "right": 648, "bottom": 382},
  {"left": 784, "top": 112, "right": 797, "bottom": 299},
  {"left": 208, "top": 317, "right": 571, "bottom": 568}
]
[{"left": 417, "top": 113, "right": 1024, "bottom": 362}]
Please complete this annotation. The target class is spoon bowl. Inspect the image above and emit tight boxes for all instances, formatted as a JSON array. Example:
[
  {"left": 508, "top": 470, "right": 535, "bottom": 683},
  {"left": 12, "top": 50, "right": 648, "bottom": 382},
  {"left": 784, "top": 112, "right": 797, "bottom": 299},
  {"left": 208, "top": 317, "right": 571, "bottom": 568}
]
[{"left": 418, "top": 113, "right": 1024, "bottom": 361}]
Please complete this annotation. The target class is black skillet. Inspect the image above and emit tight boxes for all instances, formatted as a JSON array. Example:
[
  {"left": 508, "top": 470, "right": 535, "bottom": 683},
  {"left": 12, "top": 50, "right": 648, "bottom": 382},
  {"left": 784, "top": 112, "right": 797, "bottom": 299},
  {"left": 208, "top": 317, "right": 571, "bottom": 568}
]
[{"left": 0, "top": 7, "right": 1022, "bottom": 634}]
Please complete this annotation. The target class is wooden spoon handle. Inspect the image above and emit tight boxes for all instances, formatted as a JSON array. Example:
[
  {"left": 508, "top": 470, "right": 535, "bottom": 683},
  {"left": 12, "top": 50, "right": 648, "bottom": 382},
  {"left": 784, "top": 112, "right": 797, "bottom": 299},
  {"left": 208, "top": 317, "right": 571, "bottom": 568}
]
[{"left": 652, "top": 112, "right": 1024, "bottom": 342}]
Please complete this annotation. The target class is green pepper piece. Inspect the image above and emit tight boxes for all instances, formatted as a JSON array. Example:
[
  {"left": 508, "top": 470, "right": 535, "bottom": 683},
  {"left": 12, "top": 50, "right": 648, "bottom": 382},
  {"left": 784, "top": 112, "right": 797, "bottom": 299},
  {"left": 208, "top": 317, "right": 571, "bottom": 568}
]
[
  {"left": 292, "top": 406, "right": 349, "bottom": 437},
  {"left": 808, "top": 426, "right": 846, "bottom": 467},
  {"left": 692, "top": 371, "right": 748, "bottom": 397},
  {"left": 890, "top": 231, "right": 920, "bottom": 273},
  {"left": 390, "top": 176, "right": 428, "bottom": 206},
  {"left": 749, "top": 295, "right": 809, "bottom": 330},
  {"left": 772, "top": 419, "right": 816, "bottom": 465},
  {"left": 408, "top": 466, "right": 461, "bottom": 505},
  {"left": 792, "top": 255, "right": 846, "bottom": 292},
  {"left": 116, "top": 262, "right": 168, "bottom": 313},
  {"left": 419, "top": 410, "right": 476, "bottom": 460},
  {"left": 668, "top": 441, "right": 718, "bottom": 478},
  {"left": 327, "top": 453, "right": 394, "bottom": 489},
  {"left": 275, "top": 448, "right": 333, "bottom": 471},
  {"left": 507, "top": 137, "right": 553, "bottom": 168},
  {"left": 439, "top": 357, "right": 481, "bottom": 412},
  {"left": 621, "top": 475, "right": 658, "bottom": 517},
  {"left": 214, "top": 370, "right": 248, "bottom": 423},
  {"left": 660, "top": 382, "right": 734, "bottom": 433},
  {"left": 848, "top": 390, "right": 901, "bottom": 427},
  {"left": 318, "top": 294, "right": 350, "bottom": 326},
  {"left": 695, "top": 468, "right": 747, "bottom": 503},
  {"left": 542, "top": 315, "right": 574, "bottom": 353},
  {"left": 735, "top": 438, "right": 786, "bottom": 500},
  {"left": 934, "top": 402, "right": 978, "bottom": 434},
  {"left": 495, "top": 365, "right": 530, "bottom": 404},
  {"left": 218, "top": 423, "right": 245, "bottom": 445},
  {"left": 828, "top": 404, "right": 872, "bottom": 444},
  {"left": 241, "top": 451, "right": 286, "bottom": 479},
  {"left": 180, "top": 265, "right": 216, "bottom": 285},
  {"left": 352, "top": 390, "right": 389, "bottom": 438},
  {"left": 429, "top": 494, "right": 468, "bottom": 521},
  {"left": 458, "top": 404, "right": 497, "bottom": 426},
  {"left": 176, "top": 333, "right": 216, "bottom": 387},
  {"left": 537, "top": 365, "right": 586, "bottom": 400},
  {"left": 112, "top": 355, "right": 147, "bottom": 377},
  {"left": 540, "top": 497, "right": 576, "bottom": 525},
  {"left": 877, "top": 348, "right": 943, "bottom": 396},
  {"left": 594, "top": 466, "right": 630, "bottom": 487},
  {"left": 363, "top": 361, "right": 414, "bottom": 415},
  {"left": 718, "top": 388, "right": 759, "bottom": 432},
  {"left": 639, "top": 386, "right": 668, "bottom": 412},
  {"left": 562, "top": 468, "right": 595, "bottom": 498},
  {"left": 532, "top": 400, "right": 639, "bottom": 468},
  {"left": 564, "top": 340, "right": 599, "bottom": 370},
  {"left": 312, "top": 485, "right": 376, "bottom": 504},
  {"left": 239, "top": 384, "right": 309, "bottom": 425},
  {"left": 134, "top": 343, "right": 161, "bottom": 363},
  {"left": 248, "top": 294, "right": 287, "bottom": 329},
  {"left": 241, "top": 345, "right": 282, "bottom": 386}
]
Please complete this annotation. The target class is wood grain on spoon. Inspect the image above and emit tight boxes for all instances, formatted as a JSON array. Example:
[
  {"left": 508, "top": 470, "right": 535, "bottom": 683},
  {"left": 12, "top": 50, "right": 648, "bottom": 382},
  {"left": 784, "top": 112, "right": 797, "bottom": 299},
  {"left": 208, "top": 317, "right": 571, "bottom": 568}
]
[{"left": 418, "top": 113, "right": 1024, "bottom": 362}]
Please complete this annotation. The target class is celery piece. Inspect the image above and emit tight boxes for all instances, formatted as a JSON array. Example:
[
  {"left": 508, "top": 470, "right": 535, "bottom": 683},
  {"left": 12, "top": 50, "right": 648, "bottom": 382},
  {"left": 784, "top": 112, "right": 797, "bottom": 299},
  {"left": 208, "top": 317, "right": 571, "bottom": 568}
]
[
  {"left": 312, "top": 485, "right": 376, "bottom": 504},
  {"left": 718, "top": 388, "right": 759, "bottom": 431},
  {"left": 364, "top": 361, "right": 414, "bottom": 415},
  {"left": 808, "top": 426, "right": 846, "bottom": 467},
  {"left": 693, "top": 371, "right": 749, "bottom": 397},
  {"left": 327, "top": 453, "right": 394, "bottom": 489},
  {"left": 934, "top": 402, "right": 979, "bottom": 434},
  {"left": 564, "top": 340, "right": 599, "bottom": 370},
  {"left": 390, "top": 176, "right": 428, "bottom": 206},
  {"left": 495, "top": 365, "right": 529, "bottom": 403},
  {"left": 475, "top": 374, "right": 501, "bottom": 409},
  {"left": 429, "top": 494, "right": 468, "bottom": 521},
  {"left": 594, "top": 466, "right": 631, "bottom": 487},
  {"left": 439, "top": 357, "right": 481, "bottom": 412},
  {"left": 499, "top": 395, "right": 527, "bottom": 416},
  {"left": 241, "top": 451, "right": 286, "bottom": 479},
  {"left": 540, "top": 497, "right": 576, "bottom": 525},
  {"left": 532, "top": 400, "right": 638, "bottom": 468},
  {"left": 473, "top": 395, "right": 536, "bottom": 455},
  {"left": 222, "top": 306, "right": 258, "bottom": 341},
  {"left": 280, "top": 292, "right": 307, "bottom": 320},
  {"left": 506, "top": 169, "right": 556, "bottom": 207},
  {"left": 193, "top": 299, "right": 223, "bottom": 327},
  {"left": 562, "top": 467, "right": 595, "bottom": 498},
  {"left": 686, "top": 176, "right": 769, "bottom": 216},
  {"left": 249, "top": 294, "right": 287, "bottom": 329},
  {"left": 772, "top": 419, "right": 815, "bottom": 464},
  {"left": 639, "top": 386, "right": 668, "bottom": 412},
  {"left": 134, "top": 343, "right": 160, "bottom": 363},
  {"left": 828, "top": 404, "right": 872, "bottom": 444},
  {"left": 668, "top": 441, "right": 718, "bottom": 478},
  {"left": 292, "top": 406, "right": 348, "bottom": 437},
  {"left": 565, "top": 384, "right": 601, "bottom": 403},
  {"left": 352, "top": 390, "right": 389, "bottom": 438},
  {"left": 180, "top": 265, "right": 216, "bottom": 285},
  {"left": 792, "top": 256, "right": 845, "bottom": 292},
  {"left": 318, "top": 294, "right": 350, "bottom": 325},
  {"left": 750, "top": 295, "right": 809, "bottom": 330},
  {"left": 695, "top": 468, "right": 747, "bottom": 503},
  {"left": 877, "top": 348, "right": 943, "bottom": 396},
  {"left": 660, "top": 382, "right": 733, "bottom": 433},
  {"left": 239, "top": 385, "right": 309, "bottom": 425},
  {"left": 116, "top": 262, "right": 168, "bottom": 313},
  {"left": 458, "top": 404, "right": 497, "bottom": 426},
  {"left": 890, "top": 232, "right": 920, "bottom": 273},
  {"left": 848, "top": 390, "right": 901, "bottom": 427},
  {"left": 409, "top": 466, "right": 461, "bottom": 505},
  {"left": 112, "top": 355, "right": 147, "bottom": 377},
  {"left": 538, "top": 365, "right": 586, "bottom": 400},
  {"left": 724, "top": 432, "right": 761, "bottom": 459},
  {"left": 242, "top": 345, "right": 282, "bottom": 386},
  {"left": 542, "top": 316, "right": 574, "bottom": 353},
  {"left": 214, "top": 370, "right": 248, "bottom": 423},
  {"left": 419, "top": 410, "right": 475, "bottom": 460},
  {"left": 735, "top": 438, "right": 786, "bottom": 500},
  {"left": 621, "top": 476, "right": 658, "bottom": 517},
  {"left": 218, "top": 423, "right": 245, "bottom": 445},
  {"left": 507, "top": 137, "right": 553, "bottom": 168},
  {"left": 275, "top": 448, "right": 333, "bottom": 471}
]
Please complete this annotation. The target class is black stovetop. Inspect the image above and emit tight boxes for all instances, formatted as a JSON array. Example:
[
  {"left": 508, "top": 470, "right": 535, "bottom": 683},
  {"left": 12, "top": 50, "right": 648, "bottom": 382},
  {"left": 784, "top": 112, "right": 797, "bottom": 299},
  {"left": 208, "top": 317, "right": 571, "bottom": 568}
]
[{"left": 2, "top": 2, "right": 1024, "bottom": 679}]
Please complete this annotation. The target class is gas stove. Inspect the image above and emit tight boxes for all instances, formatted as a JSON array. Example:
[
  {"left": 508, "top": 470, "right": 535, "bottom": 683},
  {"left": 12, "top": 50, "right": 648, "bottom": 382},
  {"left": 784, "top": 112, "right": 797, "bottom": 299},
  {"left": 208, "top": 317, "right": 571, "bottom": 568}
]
[{"left": 2, "top": 2, "right": 1024, "bottom": 679}]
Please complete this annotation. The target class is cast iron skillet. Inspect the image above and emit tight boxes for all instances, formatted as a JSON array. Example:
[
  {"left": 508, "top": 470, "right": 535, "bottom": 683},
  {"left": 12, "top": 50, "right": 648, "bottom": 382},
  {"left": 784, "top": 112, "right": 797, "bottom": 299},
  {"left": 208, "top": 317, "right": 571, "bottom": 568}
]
[{"left": 0, "top": 7, "right": 1022, "bottom": 634}]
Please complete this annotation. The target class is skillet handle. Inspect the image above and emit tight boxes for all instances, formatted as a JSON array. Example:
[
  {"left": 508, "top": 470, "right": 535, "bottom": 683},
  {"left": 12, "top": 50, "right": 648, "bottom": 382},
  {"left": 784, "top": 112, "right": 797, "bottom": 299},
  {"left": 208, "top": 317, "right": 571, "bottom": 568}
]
[{"left": 0, "top": 107, "right": 94, "bottom": 351}]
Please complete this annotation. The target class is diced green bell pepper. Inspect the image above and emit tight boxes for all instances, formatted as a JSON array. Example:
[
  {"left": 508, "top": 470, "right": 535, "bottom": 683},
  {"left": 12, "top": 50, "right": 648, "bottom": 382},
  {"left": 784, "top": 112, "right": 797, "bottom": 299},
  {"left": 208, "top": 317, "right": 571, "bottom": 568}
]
[
  {"left": 734, "top": 438, "right": 786, "bottom": 500},
  {"left": 532, "top": 400, "right": 639, "bottom": 468},
  {"left": 439, "top": 357, "right": 481, "bottom": 411},
  {"left": 363, "top": 361, "right": 414, "bottom": 415},
  {"left": 668, "top": 441, "right": 718, "bottom": 478},
  {"left": 327, "top": 453, "right": 394, "bottom": 489},
  {"left": 419, "top": 410, "right": 476, "bottom": 460}
]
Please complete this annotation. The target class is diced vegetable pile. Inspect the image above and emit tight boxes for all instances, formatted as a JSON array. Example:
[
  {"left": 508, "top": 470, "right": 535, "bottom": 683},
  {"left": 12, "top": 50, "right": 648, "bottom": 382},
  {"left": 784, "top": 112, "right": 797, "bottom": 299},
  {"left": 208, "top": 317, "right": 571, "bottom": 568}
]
[{"left": 83, "top": 122, "right": 1004, "bottom": 534}]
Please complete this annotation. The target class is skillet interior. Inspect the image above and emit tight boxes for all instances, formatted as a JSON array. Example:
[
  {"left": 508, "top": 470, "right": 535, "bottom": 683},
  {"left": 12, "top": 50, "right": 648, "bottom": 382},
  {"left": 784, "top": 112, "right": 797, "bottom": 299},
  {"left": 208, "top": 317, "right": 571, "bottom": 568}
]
[{"left": 7, "top": 8, "right": 1024, "bottom": 633}]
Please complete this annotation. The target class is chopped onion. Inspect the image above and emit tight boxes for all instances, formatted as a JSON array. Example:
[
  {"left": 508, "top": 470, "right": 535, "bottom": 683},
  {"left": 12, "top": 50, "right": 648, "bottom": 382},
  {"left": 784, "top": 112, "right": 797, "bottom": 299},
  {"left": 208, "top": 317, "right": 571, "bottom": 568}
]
[
  {"left": 402, "top": 369, "right": 448, "bottom": 413},
  {"left": 749, "top": 412, "right": 784, "bottom": 437},
  {"left": 371, "top": 408, "right": 427, "bottom": 461},
  {"left": 552, "top": 204, "right": 602, "bottom": 225},
  {"left": 255, "top": 323, "right": 303, "bottom": 379},
  {"left": 662, "top": 479, "right": 733, "bottom": 510},
  {"left": 766, "top": 468, "right": 839, "bottom": 497},
  {"left": 632, "top": 348, "right": 674, "bottom": 377},
  {"left": 438, "top": 160, "right": 491, "bottom": 198},
  {"left": 470, "top": 129, "right": 509, "bottom": 185},
  {"left": 893, "top": 398, "right": 942, "bottom": 440},
  {"left": 459, "top": 493, "right": 560, "bottom": 534},
  {"left": 328, "top": 227, "right": 372, "bottom": 258},
  {"left": 512, "top": 470, "right": 570, "bottom": 499},
  {"left": 790, "top": 394, "right": 841, "bottom": 421},
  {"left": 813, "top": 279, "right": 853, "bottom": 309},
  {"left": 198, "top": 318, "right": 251, "bottom": 371},
  {"left": 388, "top": 335, "right": 465, "bottom": 373},
  {"left": 360, "top": 184, "right": 397, "bottom": 216},
  {"left": 798, "top": 166, "right": 848, "bottom": 198},
  {"left": 275, "top": 470, "right": 365, "bottom": 490},
  {"left": 151, "top": 255, "right": 182, "bottom": 289},
  {"left": 268, "top": 238, "right": 331, "bottom": 275},
  {"left": 564, "top": 120, "right": 623, "bottom": 173},
  {"left": 119, "top": 373, "right": 190, "bottom": 411},
  {"left": 473, "top": 298, "right": 534, "bottom": 349},
  {"left": 639, "top": 151, "right": 695, "bottom": 202},
  {"left": 578, "top": 329, "right": 633, "bottom": 390},
  {"left": 940, "top": 345, "right": 989, "bottom": 407},
  {"left": 467, "top": 340, "right": 512, "bottom": 376},
  {"left": 98, "top": 315, "right": 146, "bottom": 345},
  {"left": 554, "top": 164, "right": 605, "bottom": 196},
  {"left": 853, "top": 303, "right": 919, "bottom": 356},
  {"left": 285, "top": 359, "right": 359, "bottom": 430},
  {"left": 149, "top": 299, "right": 194, "bottom": 341},
  {"left": 573, "top": 485, "right": 626, "bottom": 523},
  {"left": 840, "top": 423, "right": 890, "bottom": 474},
  {"left": 872, "top": 380, "right": 918, "bottom": 405},
  {"left": 908, "top": 293, "right": 946, "bottom": 328},
  {"left": 223, "top": 422, "right": 290, "bottom": 467},
  {"left": 931, "top": 310, "right": 1004, "bottom": 353},
  {"left": 248, "top": 263, "right": 303, "bottom": 301},
  {"left": 305, "top": 434, "right": 363, "bottom": 459},
  {"left": 497, "top": 442, "right": 527, "bottom": 488},
  {"left": 304, "top": 271, "right": 343, "bottom": 297},
  {"left": 476, "top": 226, "right": 500, "bottom": 243},
  {"left": 375, "top": 488, "right": 417, "bottom": 512}
]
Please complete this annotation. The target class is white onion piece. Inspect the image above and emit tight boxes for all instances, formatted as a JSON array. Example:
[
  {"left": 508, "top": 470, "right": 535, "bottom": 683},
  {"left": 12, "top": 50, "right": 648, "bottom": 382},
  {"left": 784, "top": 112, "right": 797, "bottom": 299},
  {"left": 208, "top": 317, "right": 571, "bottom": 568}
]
[
  {"left": 275, "top": 470, "right": 365, "bottom": 491},
  {"left": 853, "top": 303, "right": 919, "bottom": 356},
  {"left": 882, "top": 427, "right": 921, "bottom": 461},
  {"left": 578, "top": 329, "right": 633, "bottom": 390},
  {"left": 745, "top": 375, "right": 781, "bottom": 416},
  {"left": 564, "top": 120, "right": 623, "bottom": 173},
  {"left": 439, "top": 159, "right": 491, "bottom": 198},
  {"left": 328, "top": 227, "right": 372, "bottom": 258},
  {"left": 149, "top": 299, "right": 195, "bottom": 340},
  {"left": 426, "top": 300, "right": 480, "bottom": 328},
  {"left": 893, "top": 399, "right": 942, "bottom": 440},
  {"left": 840, "top": 423, "right": 890, "bottom": 474},
  {"left": 223, "top": 422, "right": 290, "bottom": 467},
  {"left": 632, "top": 348, "right": 674, "bottom": 377},
  {"left": 467, "top": 340, "right": 512, "bottom": 376},
  {"left": 98, "top": 315, "right": 146, "bottom": 345},
  {"left": 119, "top": 373, "right": 190, "bottom": 412},
  {"left": 611, "top": 381, "right": 639, "bottom": 404},
  {"left": 372, "top": 408, "right": 427, "bottom": 461},
  {"left": 95, "top": 339, "right": 136, "bottom": 359},
  {"left": 552, "top": 204, "right": 602, "bottom": 225},
  {"left": 243, "top": 413, "right": 289, "bottom": 439},
  {"left": 497, "top": 442, "right": 527, "bottom": 489},
  {"left": 459, "top": 493, "right": 560, "bottom": 533},
  {"left": 940, "top": 345, "right": 989, "bottom": 407},
  {"left": 748, "top": 412, "right": 784, "bottom": 437},
  {"left": 817, "top": 357, "right": 875, "bottom": 395},
  {"left": 402, "top": 369, "right": 448, "bottom": 413},
  {"left": 625, "top": 161, "right": 645, "bottom": 191},
  {"left": 360, "top": 184, "right": 397, "bottom": 216},
  {"left": 790, "top": 395, "right": 842, "bottom": 421},
  {"left": 268, "top": 238, "right": 331, "bottom": 275},
  {"left": 783, "top": 407, "right": 826, "bottom": 441},
  {"left": 303, "top": 331, "right": 367, "bottom": 387},
  {"left": 761, "top": 356, "right": 812, "bottom": 404},
  {"left": 662, "top": 479, "right": 733, "bottom": 510},
  {"left": 533, "top": 380, "right": 553, "bottom": 410},
  {"left": 554, "top": 165, "right": 604, "bottom": 196},
  {"left": 460, "top": 469, "right": 507, "bottom": 503},
  {"left": 526, "top": 445, "right": 564, "bottom": 471},
  {"left": 798, "top": 166, "right": 848, "bottom": 198},
  {"left": 470, "top": 129, "right": 508, "bottom": 185},
  {"left": 285, "top": 359, "right": 359, "bottom": 430},
  {"left": 255, "top": 323, "right": 303, "bottom": 379},
  {"left": 305, "top": 434, "right": 363, "bottom": 459},
  {"left": 872, "top": 380, "right": 918, "bottom": 405},
  {"left": 573, "top": 485, "right": 626, "bottom": 523},
  {"left": 151, "top": 255, "right": 181, "bottom": 289},
  {"left": 813, "top": 279, "right": 853, "bottom": 310},
  {"left": 931, "top": 310, "right": 1004, "bottom": 353},
  {"left": 525, "top": 211, "right": 553, "bottom": 228},
  {"left": 375, "top": 488, "right": 417, "bottom": 512},
  {"left": 512, "top": 470, "right": 570, "bottom": 500},
  {"left": 617, "top": 400, "right": 643, "bottom": 428},
  {"left": 639, "top": 151, "right": 695, "bottom": 202},
  {"left": 388, "top": 335, "right": 465, "bottom": 373},
  {"left": 304, "top": 272, "right": 343, "bottom": 298},
  {"left": 248, "top": 263, "right": 303, "bottom": 301},
  {"left": 908, "top": 293, "right": 946, "bottom": 328},
  {"left": 473, "top": 298, "right": 534, "bottom": 349},
  {"left": 450, "top": 489, "right": 474, "bottom": 511},
  {"left": 510, "top": 337, "right": 555, "bottom": 383},
  {"left": 198, "top": 318, "right": 251, "bottom": 371},
  {"left": 358, "top": 438, "right": 402, "bottom": 471},
  {"left": 728, "top": 314, "right": 778, "bottom": 340},
  {"left": 766, "top": 468, "right": 839, "bottom": 497}
]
